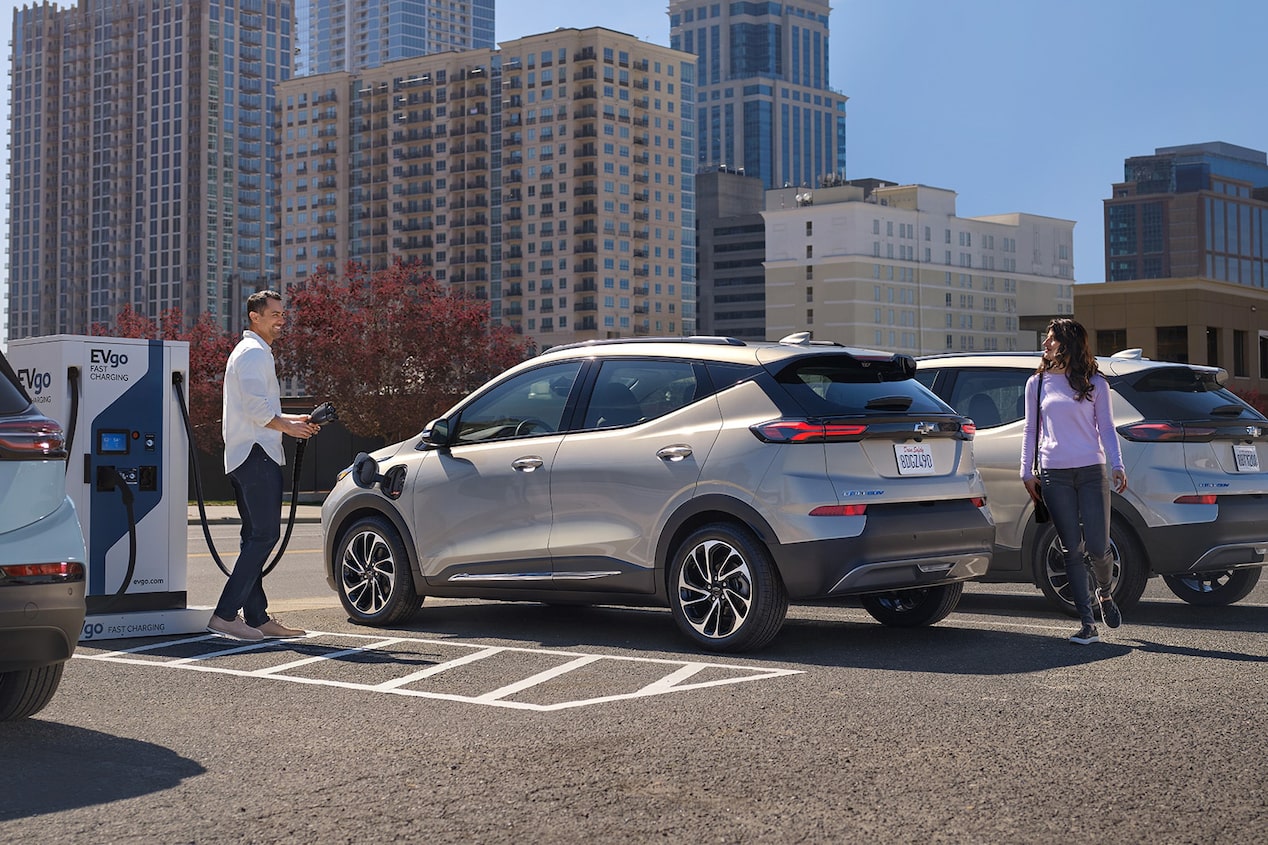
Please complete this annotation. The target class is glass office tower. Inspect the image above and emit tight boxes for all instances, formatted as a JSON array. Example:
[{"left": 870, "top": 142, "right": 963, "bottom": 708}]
[
  {"left": 303, "top": 0, "right": 495, "bottom": 75},
  {"left": 669, "top": 0, "right": 846, "bottom": 189}
]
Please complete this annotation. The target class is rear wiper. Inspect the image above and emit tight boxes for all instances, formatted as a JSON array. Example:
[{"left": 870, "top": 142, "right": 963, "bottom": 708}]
[
  {"left": 1211, "top": 404, "right": 1247, "bottom": 417},
  {"left": 865, "top": 395, "right": 914, "bottom": 412}
]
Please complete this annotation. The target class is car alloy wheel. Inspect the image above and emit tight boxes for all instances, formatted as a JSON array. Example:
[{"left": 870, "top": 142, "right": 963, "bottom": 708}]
[
  {"left": 670, "top": 523, "right": 788, "bottom": 653},
  {"left": 335, "top": 515, "right": 420, "bottom": 626},
  {"left": 1035, "top": 520, "right": 1147, "bottom": 616},
  {"left": 1162, "top": 567, "right": 1262, "bottom": 606}
]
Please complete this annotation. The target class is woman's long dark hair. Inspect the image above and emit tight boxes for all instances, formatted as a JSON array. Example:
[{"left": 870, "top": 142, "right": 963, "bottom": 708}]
[{"left": 1039, "top": 317, "right": 1099, "bottom": 401}]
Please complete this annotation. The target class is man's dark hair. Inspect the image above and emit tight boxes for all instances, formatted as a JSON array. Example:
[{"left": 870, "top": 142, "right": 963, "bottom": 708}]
[{"left": 246, "top": 289, "right": 282, "bottom": 316}]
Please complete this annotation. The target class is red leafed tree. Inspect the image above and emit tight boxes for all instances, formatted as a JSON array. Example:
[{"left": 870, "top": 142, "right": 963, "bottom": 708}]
[
  {"left": 277, "top": 260, "right": 533, "bottom": 444},
  {"left": 91, "top": 305, "right": 237, "bottom": 454}
]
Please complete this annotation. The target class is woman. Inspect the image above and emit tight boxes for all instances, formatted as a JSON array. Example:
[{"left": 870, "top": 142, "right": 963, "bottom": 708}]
[{"left": 1021, "top": 318, "right": 1128, "bottom": 644}]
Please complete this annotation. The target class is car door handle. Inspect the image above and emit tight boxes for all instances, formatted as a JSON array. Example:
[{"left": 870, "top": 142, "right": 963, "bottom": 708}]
[
  {"left": 512, "top": 456, "right": 545, "bottom": 472},
  {"left": 656, "top": 445, "right": 693, "bottom": 462}
]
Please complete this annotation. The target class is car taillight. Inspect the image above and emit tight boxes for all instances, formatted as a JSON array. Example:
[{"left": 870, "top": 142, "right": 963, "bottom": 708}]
[
  {"left": 750, "top": 419, "right": 868, "bottom": 443},
  {"left": 0, "top": 562, "right": 85, "bottom": 582},
  {"left": 1174, "top": 494, "right": 1217, "bottom": 505},
  {"left": 960, "top": 422, "right": 977, "bottom": 439},
  {"left": 0, "top": 418, "right": 67, "bottom": 457},
  {"left": 809, "top": 504, "right": 868, "bottom": 516},
  {"left": 1118, "top": 422, "right": 1217, "bottom": 443},
  {"left": 971, "top": 497, "right": 986, "bottom": 508}
]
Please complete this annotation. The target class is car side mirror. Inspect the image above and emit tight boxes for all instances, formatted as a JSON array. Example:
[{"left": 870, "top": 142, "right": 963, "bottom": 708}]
[{"left": 419, "top": 417, "right": 451, "bottom": 449}]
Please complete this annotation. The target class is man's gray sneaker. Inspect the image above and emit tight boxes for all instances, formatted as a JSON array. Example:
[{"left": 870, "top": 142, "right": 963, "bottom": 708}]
[
  {"left": 207, "top": 614, "right": 264, "bottom": 641},
  {"left": 1069, "top": 624, "right": 1100, "bottom": 645}
]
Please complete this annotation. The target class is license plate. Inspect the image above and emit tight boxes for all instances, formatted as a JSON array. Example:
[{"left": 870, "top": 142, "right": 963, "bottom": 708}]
[
  {"left": 1233, "top": 444, "right": 1260, "bottom": 473},
  {"left": 895, "top": 442, "right": 935, "bottom": 476}
]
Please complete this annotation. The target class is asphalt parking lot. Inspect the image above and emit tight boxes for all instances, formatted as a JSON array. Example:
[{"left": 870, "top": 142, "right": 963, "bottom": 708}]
[{"left": 1, "top": 524, "right": 1265, "bottom": 844}]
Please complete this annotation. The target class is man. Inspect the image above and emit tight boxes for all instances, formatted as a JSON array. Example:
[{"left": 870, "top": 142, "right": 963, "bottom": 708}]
[{"left": 207, "top": 290, "right": 320, "bottom": 641}]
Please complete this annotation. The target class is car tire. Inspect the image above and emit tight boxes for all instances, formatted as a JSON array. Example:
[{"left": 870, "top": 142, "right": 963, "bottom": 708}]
[
  {"left": 860, "top": 582, "right": 964, "bottom": 627},
  {"left": 335, "top": 515, "right": 421, "bottom": 626},
  {"left": 1162, "top": 567, "right": 1262, "bottom": 606},
  {"left": 0, "top": 664, "right": 64, "bottom": 721},
  {"left": 669, "top": 523, "right": 788, "bottom": 653},
  {"left": 1035, "top": 518, "right": 1148, "bottom": 617}
]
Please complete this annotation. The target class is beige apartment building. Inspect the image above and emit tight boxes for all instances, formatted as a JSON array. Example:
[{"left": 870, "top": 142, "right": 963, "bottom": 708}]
[
  {"left": 762, "top": 181, "right": 1075, "bottom": 354},
  {"left": 277, "top": 28, "right": 697, "bottom": 348},
  {"left": 1074, "top": 277, "right": 1268, "bottom": 395}
]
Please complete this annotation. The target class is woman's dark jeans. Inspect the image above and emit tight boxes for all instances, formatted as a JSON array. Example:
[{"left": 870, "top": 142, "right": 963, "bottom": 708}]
[
  {"left": 214, "top": 443, "right": 282, "bottom": 628},
  {"left": 1039, "top": 464, "right": 1113, "bottom": 626}
]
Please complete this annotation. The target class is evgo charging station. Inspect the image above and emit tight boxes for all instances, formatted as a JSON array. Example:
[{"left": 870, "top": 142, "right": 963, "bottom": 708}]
[{"left": 8, "top": 334, "right": 208, "bottom": 641}]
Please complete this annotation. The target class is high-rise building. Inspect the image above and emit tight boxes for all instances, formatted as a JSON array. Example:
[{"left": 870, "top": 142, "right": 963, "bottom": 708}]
[
  {"left": 1105, "top": 142, "right": 1268, "bottom": 285},
  {"left": 762, "top": 181, "right": 1074, "bottom": 355},
  {"left": 694, "top": 168, "right": 767, "bottom": 339},
  {"left": 669, "top": 0, "right": 846, "bottom": 190},
  {"left": 303, "top": 0, "right": 495, "bottom": 76},
  {"left": 6, "top": 0, "right": 292, "bottom": 340},
  {"left": 277, "top": 27, "right": 697, "bottom": 346}
]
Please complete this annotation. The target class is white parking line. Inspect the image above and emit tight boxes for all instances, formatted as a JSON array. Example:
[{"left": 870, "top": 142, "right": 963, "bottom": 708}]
[{"left": 75, "top": 630, "right": 803, "bottom": 712}]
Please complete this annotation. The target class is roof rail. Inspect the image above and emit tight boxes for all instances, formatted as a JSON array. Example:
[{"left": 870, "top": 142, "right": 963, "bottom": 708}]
[{"left": 545, "top": 335, "right": 748, "bottom": 353}]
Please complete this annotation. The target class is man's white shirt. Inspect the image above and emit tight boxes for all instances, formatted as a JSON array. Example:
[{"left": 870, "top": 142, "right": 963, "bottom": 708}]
[{"left": 222, "top": 330, "right": 285, "bottom": 473}]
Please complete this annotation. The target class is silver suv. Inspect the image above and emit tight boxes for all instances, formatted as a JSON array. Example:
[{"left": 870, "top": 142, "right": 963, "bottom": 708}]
[
  {"left": 917, "top": 351, "right": 1268, "bottom": 614},
  {"left": 322, "top": 335, "right": 994, "bottom": 652}
]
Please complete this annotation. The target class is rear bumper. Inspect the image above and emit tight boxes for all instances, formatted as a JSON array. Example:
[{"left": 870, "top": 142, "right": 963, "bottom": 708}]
[
  {"left": 1136, "top": 495, "right": 1268, "bottom": 575},
  {"left": 0, "top": 582, "right": 86, "bottom": 672},
  {"left": 771, "top": 500, "right": 995, "bottom": 598}
]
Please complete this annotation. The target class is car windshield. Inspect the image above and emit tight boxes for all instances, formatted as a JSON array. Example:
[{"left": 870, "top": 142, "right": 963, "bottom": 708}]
[
  {"left": 773, "top": 356, "right": 955, "bottom": 416},
  {"left": 1112, "top": 367, "right": 1267, "bottom": 421}
]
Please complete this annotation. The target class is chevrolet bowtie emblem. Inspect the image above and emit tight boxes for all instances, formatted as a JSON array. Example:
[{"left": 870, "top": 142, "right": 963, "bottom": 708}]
[{"left": 915, "top": 422, "right": 937, "bottom": 435}]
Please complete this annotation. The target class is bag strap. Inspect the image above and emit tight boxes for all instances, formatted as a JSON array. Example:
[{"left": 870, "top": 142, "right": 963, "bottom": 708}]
[{"left": 1032, "top": 373, "right": 1044, "bottom": 477}]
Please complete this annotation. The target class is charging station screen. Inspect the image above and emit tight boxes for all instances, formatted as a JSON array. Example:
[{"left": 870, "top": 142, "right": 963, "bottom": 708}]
[{"left": 98, "top": 430, "right": 130, "bottom": 454}]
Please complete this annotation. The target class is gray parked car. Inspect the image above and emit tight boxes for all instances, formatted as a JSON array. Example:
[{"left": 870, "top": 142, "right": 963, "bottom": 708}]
[
  {"left": 916, "top": 350, "right": 1267, "bottom": 615},
  {"left": 0, "top": 349, "right": 87, "bottom": 720},
  {"left": 322, "top": 334, "right": 994, "bottom": 652}
]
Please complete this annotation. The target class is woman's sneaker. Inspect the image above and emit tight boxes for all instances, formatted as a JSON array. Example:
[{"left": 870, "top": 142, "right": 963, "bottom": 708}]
[
  {"left": 1099, "top": 591, "right": 1122, "bottom": 629},
  {"left": 1069, "top": 624, "right": 1100, "bottom": 645}
]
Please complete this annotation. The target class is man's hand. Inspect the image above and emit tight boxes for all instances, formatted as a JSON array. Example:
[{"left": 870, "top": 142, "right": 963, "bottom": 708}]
[{"left": 271, "top": 414, "right": 321, "bottom": 439}]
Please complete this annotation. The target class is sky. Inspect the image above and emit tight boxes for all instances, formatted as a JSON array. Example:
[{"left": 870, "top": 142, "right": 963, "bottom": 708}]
[{"left": 4, "top": 0, "right": 1267, "bottom": 341}]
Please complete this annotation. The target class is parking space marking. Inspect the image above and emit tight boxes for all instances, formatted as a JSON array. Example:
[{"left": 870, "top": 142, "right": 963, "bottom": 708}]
[{"left": 75, "top": 630, "right": 803, "bottom": 711}]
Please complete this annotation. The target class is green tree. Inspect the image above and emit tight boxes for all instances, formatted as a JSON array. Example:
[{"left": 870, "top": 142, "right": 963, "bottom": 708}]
[
  {"left": 277, "top": 260, "right": 533, "bottom": 444},
  {"left": 92, "top": 305, "right": 237, "bottom": 455}
]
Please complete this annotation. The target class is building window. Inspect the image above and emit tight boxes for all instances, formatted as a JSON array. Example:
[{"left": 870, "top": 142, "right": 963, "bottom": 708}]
[
  {"left": 1232, "top": 329, "right": 1247, "bottom": 378},
  {"left": 1156, "top": 326, "right": 1189, "bottom": 364},
  {"left": 1207, "top": 327, "right": 1221, "bottom": 368},
  {"left": 1096, "top": 329, "right": 1126, "bottom": 357}
]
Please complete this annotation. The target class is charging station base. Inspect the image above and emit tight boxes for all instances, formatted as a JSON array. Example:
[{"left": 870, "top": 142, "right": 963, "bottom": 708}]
[{"left": 79, "top": 607, "right": 213, "bottom": 643}]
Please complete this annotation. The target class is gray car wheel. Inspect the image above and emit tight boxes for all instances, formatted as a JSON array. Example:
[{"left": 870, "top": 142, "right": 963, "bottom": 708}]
[
  {"left": 860, "top": 582, "right": 963, "bottom": 627},
  {"left": 336, "top": 515, "right": 421, "bottom": 626},
  {"left": 1162, "top": 567, "right": 1262, "bottom": 606},
  {"left": 0, "top": 664, "right": 64, "bottom": 721},
  {"left": 1034, "top": 519, "right": 1148, "bottom": 616},
  {"left": 669, "top": 523, "right": 788, "bottom": 653}
]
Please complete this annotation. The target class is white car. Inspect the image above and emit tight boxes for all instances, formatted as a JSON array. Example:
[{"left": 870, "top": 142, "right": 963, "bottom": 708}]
[
  {"left": 0, "top": 349, "right": 86, "bottom": 719},
  {"left": 917, "top": 350, "right": 1268, "bottom": 615}
]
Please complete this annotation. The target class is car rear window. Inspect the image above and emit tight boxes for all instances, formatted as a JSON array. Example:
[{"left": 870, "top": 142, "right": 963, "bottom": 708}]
[
  {"left": 0, "top": 353, "right": 32, "bottom": 414},
  {"left": 773, "top": 356, "right": 954, "bottom": 416},
  {"left": 1112, "top": 367, "right": 1268, "bottom": 421}
]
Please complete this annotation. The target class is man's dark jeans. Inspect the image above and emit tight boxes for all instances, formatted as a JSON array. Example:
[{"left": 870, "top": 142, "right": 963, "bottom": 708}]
[
  {"left": 214, "top": 443, "right": 282, "bottom": 628},
  {"left": 1039, "top": 464, "right": 1112, "bottom": 626}
]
